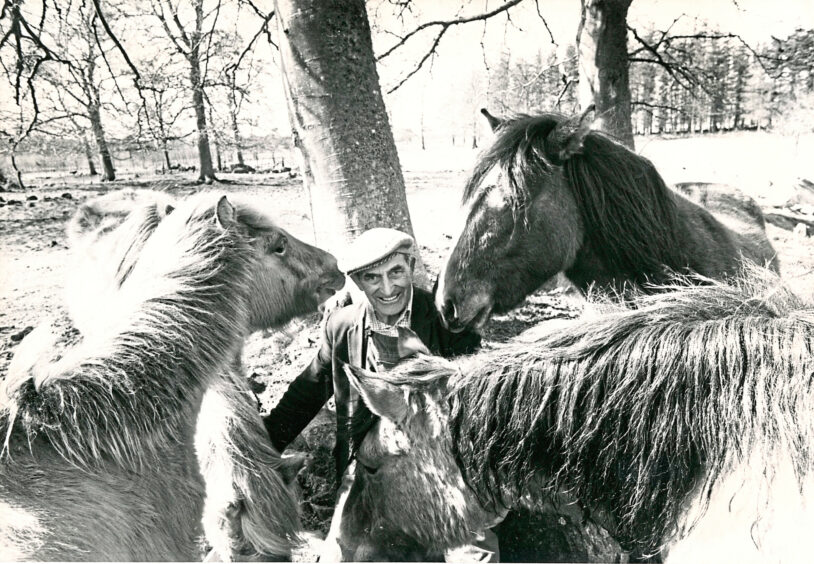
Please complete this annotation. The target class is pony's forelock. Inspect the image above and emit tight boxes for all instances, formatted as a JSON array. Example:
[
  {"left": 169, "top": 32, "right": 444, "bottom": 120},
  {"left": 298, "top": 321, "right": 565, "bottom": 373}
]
[{"left": 463, "top": 114, "right": 559, "bottom": 210}]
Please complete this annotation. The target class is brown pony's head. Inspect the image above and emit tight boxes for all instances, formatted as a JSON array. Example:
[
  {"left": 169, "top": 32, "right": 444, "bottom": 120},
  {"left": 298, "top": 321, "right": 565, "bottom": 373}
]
[
  {"left": 438, "top": 106, "right": 687, "bottom": 332},
  {"left": 436, "top": 108, "right": 594, "bottom": 332}
]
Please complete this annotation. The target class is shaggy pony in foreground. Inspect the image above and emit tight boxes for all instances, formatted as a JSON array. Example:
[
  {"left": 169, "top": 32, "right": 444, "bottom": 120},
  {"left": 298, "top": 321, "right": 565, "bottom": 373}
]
[
  {"left": 339, "top": 267, "right": 814, "bottom": 562},
  {"left": 0, "top": 193, "right": 344, "bottom": 560}
]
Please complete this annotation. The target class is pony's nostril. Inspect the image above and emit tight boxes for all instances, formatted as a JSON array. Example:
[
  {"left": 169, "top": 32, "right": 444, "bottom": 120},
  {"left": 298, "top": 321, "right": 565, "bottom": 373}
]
[{"left": 442, "top": 299, "right": 457, "bottom": 322}]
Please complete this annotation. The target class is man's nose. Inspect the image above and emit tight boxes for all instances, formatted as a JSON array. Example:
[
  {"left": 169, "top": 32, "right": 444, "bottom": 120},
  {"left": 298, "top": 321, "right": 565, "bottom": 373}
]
[{"left": 381, "top": 277, "right": 394, "bottom": 295}]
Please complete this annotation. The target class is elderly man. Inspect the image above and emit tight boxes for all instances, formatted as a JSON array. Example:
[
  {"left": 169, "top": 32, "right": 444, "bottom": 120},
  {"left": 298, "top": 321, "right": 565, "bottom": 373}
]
[{"left": 262, "top": 227, "right": 496, "bottom": 561}]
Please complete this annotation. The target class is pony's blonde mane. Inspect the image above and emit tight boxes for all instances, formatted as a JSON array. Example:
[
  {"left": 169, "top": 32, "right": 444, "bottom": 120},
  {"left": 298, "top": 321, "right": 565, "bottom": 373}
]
[
  {"left": 0, "top": 194, "right": 257, "bottom": 470},
  {"left": 442, "top": 267, "right": 814, "bottom": 555}
]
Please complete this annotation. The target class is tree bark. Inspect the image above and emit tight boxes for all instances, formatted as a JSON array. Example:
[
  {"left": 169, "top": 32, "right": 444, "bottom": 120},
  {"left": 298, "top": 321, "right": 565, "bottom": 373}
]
[
  {"left": 229, "top": 88, "right": 245, "bottom": 166},
  {"left": 82, "top": 135, "right": 98, "bottom": 176},
  {"left": 88, "top": 103, "right": 115, "bottom": 181},
  {"left": 163, "top": 145, "right": 172, "bottom": 171},
  {"left": 578, "top": 0, "right": 635, "bottom": 149},
  {"left": 190, "top": 59, "right": 216, "bottom": 182},
  {"left": 274, "top": 0, "right": 427, "bottom": 286}
]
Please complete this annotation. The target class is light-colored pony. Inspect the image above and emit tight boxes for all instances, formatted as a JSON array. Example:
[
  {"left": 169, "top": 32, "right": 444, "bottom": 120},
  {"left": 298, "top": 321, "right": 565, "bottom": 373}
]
[
  {"left": 339, "top": 267, "right": 814, "bottom": 562},
  {"left": 1, "top": 193, "right": 345, "bottom": 560},
  {"left": 64, "top": 188, "right": 177, "bottom": 336}
]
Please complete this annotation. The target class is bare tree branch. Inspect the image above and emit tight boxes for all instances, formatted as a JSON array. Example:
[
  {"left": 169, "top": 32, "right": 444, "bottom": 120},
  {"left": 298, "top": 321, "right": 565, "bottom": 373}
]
[
  {"left": 238, "top": 0, "right": 276, "bottom": 46},
  {"left": 533, "top": 0, "right": 555, "bottom": 46},
  {"left": 380, "top": 0, "right": 525, "bottom": 94},
  {"left": 377, "top": 0, "right": 523, "bottom": 61},
  {"left": 230, "top": 7, "right": 275, "bottom": 72}
]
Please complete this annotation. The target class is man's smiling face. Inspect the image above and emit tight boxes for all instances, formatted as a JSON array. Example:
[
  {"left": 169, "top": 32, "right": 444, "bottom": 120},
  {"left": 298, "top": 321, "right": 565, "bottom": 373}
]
[{"left": 352, "top": 253, "right": 414, "bottom": 325}]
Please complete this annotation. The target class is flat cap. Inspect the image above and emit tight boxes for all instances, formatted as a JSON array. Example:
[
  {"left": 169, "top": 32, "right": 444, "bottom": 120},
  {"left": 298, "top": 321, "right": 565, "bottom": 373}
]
[{"left": 339, "top": 227, "right": 415, "bottom": 274}]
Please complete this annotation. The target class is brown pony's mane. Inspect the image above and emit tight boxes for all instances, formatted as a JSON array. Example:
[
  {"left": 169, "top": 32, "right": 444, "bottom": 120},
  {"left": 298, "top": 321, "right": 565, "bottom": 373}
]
[
  {"left": 463, "top": 113, "right": 690, "bottom": 284},
  {"left": 0, "top": 195, "right": 257, "bottom": 470},
  {"left": 379, "top": 267, "right": 814, "bottom": 556}
]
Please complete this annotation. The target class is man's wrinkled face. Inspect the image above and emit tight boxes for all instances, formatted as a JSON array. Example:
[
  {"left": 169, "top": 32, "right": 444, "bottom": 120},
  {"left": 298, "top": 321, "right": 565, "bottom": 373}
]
[{"left": 352, "top": 253, "right": 414, "bottom": 324}]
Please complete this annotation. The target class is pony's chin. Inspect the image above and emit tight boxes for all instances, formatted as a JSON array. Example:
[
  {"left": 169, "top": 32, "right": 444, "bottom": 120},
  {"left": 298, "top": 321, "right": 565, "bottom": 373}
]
[
  {"left": 448, "top": 303, "right": 493, "bottom": 334},
  {"left": 315, "top": 286, "right": 337, "bottom": 305},
  {"left": 470, "top": 304, "right": 493, "bottom": 332}
]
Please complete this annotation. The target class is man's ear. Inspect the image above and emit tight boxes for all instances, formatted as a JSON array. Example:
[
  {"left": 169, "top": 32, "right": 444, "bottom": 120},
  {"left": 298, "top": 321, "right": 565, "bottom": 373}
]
[{"left": 344, "top": 364, "right": 409, "bottom": 423}]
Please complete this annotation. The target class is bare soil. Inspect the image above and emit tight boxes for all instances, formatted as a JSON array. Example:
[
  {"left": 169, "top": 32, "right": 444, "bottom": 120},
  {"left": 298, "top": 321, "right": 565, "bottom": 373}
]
[{"left": 1, "top": 166, "right": 813, "bottom": 561}]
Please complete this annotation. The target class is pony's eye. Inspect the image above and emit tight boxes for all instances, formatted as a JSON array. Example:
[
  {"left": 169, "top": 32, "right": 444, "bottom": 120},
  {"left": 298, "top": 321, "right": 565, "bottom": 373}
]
[
  {"left": 361, "top": 463, "right": 379, "bottom": 475},
  {"left": 270, "top": 236, "right": 287, "bottom": 255}
]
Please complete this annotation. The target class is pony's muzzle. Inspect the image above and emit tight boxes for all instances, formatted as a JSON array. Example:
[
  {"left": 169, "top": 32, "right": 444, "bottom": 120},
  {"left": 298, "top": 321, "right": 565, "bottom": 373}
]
[
  {"left": 439, "top": 298, "right": 459, "bottom": 331},
  {"left": 440, "top": 291, "right": 493, "bottom": 333}
]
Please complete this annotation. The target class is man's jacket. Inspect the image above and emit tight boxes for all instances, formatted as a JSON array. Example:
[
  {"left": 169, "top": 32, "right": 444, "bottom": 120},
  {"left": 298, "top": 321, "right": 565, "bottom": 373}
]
[{"left": 262, "top": 287, "right": 480, "bottom": 478}]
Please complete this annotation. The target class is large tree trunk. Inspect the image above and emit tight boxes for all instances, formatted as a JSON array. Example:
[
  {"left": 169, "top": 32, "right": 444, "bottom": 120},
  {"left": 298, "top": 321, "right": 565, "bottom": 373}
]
[
  {"left": 88, "top": 103, "right": 115, "bottom": 181},
  {"left": 274, "top": 0, "right": 427, "bottom": 286},
  {"left": 189, "top": 60, "right": 216, "bottom": 182},
  {"left": 163, "top": 144, "right": 172, "bottom": 171},
  {"left": 229, "top": 89, "right": 245, "bottom": 166},
  {"left": 82, "top": 135, "right": 98, "bottom": 176},
  {"left": 577, "top": 0, "right": 635, "bottom": 149}
]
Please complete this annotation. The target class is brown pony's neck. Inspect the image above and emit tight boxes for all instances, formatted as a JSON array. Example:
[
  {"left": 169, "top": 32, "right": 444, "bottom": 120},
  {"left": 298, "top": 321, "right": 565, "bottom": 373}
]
[{"left": 561, "top": 134, "right": 690, "bottom": 289}]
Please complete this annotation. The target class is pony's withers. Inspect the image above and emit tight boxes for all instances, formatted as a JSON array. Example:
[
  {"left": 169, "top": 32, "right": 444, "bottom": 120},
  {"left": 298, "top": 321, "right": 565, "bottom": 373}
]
[
  {"left": 340, "top": 266, "right": 814, "bottom": 562},
  {"left": 437, "top": 108, "right": 779, "bottom": 332}
]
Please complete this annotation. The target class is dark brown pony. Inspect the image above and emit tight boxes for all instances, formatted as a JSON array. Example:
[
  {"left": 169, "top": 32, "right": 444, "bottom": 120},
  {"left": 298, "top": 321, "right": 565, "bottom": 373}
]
[
  {"left": 339, "top": 266, "right": 814, "bottom": 562},
  {"left": 0, "top": 193, "right": 345, "bottom": 560},
  {"left": 436, "top": 107, "right": 779, "bottom": 332}
]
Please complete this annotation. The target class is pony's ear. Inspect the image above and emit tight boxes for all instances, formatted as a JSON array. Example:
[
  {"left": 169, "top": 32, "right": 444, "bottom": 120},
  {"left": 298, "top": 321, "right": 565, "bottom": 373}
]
[
  {"left": 215, "top": 196, "right": 236, "bottom": 229},
  {"left": 546, "top": 104, "right": 596, "bottom": 163},
  {"left": 344, "top": 364, "right": 409, "bottom": 423},
  {"left": 480, "top": 108, "right": 503, "bottom": 131}
]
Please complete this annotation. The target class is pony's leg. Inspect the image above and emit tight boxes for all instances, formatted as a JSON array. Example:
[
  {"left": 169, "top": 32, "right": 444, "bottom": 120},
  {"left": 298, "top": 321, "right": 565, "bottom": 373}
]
[{"left": 196, "top": 369, "right": 302, "bottom": 561}]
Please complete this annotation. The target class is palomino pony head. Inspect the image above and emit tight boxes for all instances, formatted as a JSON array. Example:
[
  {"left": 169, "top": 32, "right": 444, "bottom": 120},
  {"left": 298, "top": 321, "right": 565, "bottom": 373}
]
[
  {"left": 225, "top": 195, "right": 346, "bottom": 331},
  {"left": 342, "top": 266, "right": 814, "bottom": 560},
  {"left": 437, "top": 106, "right": 686, "bottom": 332}
]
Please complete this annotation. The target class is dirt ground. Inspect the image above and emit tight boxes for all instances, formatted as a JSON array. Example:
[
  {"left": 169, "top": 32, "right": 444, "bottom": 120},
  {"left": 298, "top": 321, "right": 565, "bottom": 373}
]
[{"left": 1, "top": 164, "right": 813, "bottom": 560}]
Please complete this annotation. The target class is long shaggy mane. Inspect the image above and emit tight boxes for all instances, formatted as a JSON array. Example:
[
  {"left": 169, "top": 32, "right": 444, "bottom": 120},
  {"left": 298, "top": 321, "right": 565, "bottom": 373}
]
[
  {"left": 463, "top": 113, "right": 689, "bottom": 284},
  {"left": 0, "top": 194, "right": 256, "bottom": 471},
  {"left": 444, "top": 266, "right": 814, "bottom": 555}
]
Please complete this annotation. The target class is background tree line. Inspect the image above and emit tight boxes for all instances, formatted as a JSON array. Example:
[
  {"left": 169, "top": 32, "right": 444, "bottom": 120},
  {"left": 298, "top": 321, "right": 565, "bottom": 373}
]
[
  {"left": 2, "top": 0, "right": 813, "bottom": 256},
  {"left": 447, "top": 26, "right": 814, "bottom": 142}
]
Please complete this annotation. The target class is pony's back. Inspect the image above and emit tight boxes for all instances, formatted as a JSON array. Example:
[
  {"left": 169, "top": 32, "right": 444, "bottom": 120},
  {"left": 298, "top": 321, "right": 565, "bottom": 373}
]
[
  {"left": 65, "top": 190, "right": 176, "bottom": 336},
  {"left": 673, "top": 182, "right": 779, "bottom": 273}
]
